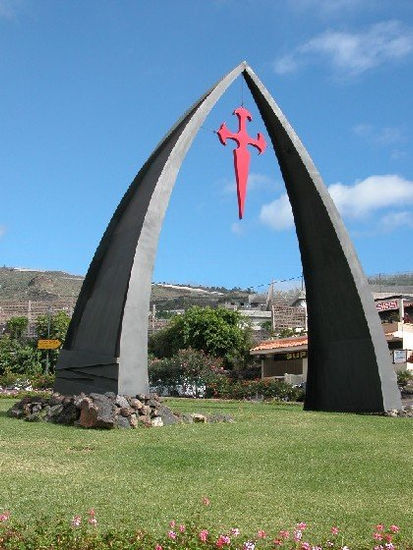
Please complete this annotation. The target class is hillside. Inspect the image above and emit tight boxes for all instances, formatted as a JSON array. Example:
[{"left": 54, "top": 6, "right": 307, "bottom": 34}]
[
  {"left": 0, "top": 267, "right": 250, "bottom": 308},
  {"left": 368, "top": 272, "right": 413, "bottom": 288},
  {"left": 1, "top": 267, "right": 411, "bottom": 310}
]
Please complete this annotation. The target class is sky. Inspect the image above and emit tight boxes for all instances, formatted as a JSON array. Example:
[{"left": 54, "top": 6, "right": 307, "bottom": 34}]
[{"left": 1, "top": 0, "right": 412, "bottom": 291}]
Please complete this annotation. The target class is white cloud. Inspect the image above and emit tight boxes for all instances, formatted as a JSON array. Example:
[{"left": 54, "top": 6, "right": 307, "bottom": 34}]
[
  {"left": 260, "top": 174, "right": 413, "bottom": 230},
  {"left": 231, "top": 222, "right": 244, "bottom": 235},
  {"left": 260, "top": 193, "right": 294, "bottom": 230},
  {"left": 353, "top": 123, "right": 404, "bottom": 146},
  {"left": 248, "top": 172, "right": 274, "bottom": 190},
  {"left": 328, "top": 175, "right": 413, "bottom": 218},
  {"left": 274, "top": 20, "right": 413, "bottom": 77},
  {"left": 273, "top": 55, "right": 298, "bottom": 75},
  {"left": 380, "top": 210, "right": 413, "bottom": 231},
  {"left": 0, "top": 225, "right": 6, "bottom": 238}
]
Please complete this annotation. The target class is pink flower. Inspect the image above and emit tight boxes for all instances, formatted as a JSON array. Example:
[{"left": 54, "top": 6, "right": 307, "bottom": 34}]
[
  {"left": 169, "top": 520, "right": 176, "bottom": 528},
  {"left": 294, "top": 529, "right": 303, "bottom": 542},
  {"left": 331, "top": 526, "right": 339, "bottom": 536},
  {"left": 231, "top": 528, "right": 240, "bottom": 536},
  {"left": 374, "top": 533, "right": 383, "bottom": 541},
  {"left": 202, "top": 496, "right": 211, "bottom": 506},
  {"left": 71, "top": 515, "right": 81, "bottom": 528},
  {"left": 87, "top": 508, "right": 97, "bottom": 526},
  {"left": 257, "top": 529, "right": 267, "bottom": 539},
  {"left": 374, "top": 546, "right": 384, "bottom": 550},
  {"left": 297, "top": 522, "right": 307, "bottom": 531},
  {"left": 279, "top": 530, "right": 290, "bottom": 539},
  {"left": 273, "top": 540, "right": 282, "bottom": 547},
  {"left": 168, "top": 531, "right": 177, "bottom": 540},
  {"left": 179, "top": 524, "right": 186, "bottom": 533},
  {"left": 155, "top": 545, "right": 163, "bottom": 550},
  {"left": 301, "top": 543, "right": 311, "bottom": 550},
  {"left": 199, "top": 529, "right": 209, "bottom": 542},
  {"left": 376, "top": 524, "right": 385, "bottom": 532},
  {"left": 389, "top": 525, "right": 399, "bottom": 533},
  {"left": 384, "top": 534, "right": 393, "bottom": 543},
  {"left": 216, "top": 534, "right": 231, "bottom": 547},
  {"left": 0, "top": 511, "right": 10, "bottom": 522}
]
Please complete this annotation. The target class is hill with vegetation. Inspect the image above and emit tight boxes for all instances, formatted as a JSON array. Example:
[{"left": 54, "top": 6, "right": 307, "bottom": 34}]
[
  {"left": 0, "top": 267, "right": 251, "bottom": 308},
  {"left": 1, "top": 267, "right": 411, "bottom": 310},
  {"left": 368, "top": 272, "right": 413, "bottom": 288}
]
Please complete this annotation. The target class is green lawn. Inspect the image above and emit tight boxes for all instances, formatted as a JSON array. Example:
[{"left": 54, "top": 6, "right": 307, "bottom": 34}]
[{"left": 0, "top": 398, "right": 412, "bottom": 545}]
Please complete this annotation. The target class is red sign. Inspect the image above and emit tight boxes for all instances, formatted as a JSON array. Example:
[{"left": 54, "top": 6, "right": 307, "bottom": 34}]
[
  {"left": 217, "top": 107, "right": 266, "bottom": 219},
  {"left": 376, "top": 300, "right": 399, "bottom": 312}
]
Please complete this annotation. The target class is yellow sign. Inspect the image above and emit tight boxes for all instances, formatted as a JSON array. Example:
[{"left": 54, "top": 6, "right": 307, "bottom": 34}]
[{"left": 37, "top": 339, "right": 61, "bottom": 350}]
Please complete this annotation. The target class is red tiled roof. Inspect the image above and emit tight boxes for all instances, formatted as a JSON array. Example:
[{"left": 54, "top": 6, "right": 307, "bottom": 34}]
[
  {"left": 251, "top": 336, "right": 308, "bottom": 352},
  {"left": 251, "top": 323, "right": 402, "bottom": 353}
]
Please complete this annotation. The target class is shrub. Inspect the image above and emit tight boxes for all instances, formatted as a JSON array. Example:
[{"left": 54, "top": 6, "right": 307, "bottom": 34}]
[
  {"left": 31, "top": 372, "right": 56, "bottom": 389},
  {"left": 5, "top": 316, "right": 28, "bottom": 339},
  {"left": 0, "top": 337, "right": 43, "bottom": 376},
  {"left": 205, "top": 375, "right": 304, "bottom": 402},
  {"left": 397, "top": 370, "right": 413, "bottom": 388},
  {"left": 149, "top": 349, "right": 224, "bottom": 397},
  {"left": 149, "top": 306, "right": 252, "bottom": 368}
]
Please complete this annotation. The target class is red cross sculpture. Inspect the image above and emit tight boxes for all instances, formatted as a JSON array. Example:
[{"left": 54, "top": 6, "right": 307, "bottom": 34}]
[{"left": 217, "top": 106, "right": 266, "bottom": 219}]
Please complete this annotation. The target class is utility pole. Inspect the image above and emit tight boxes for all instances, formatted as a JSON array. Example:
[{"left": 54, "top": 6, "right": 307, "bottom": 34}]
[
  {"left": 152, "top": 303, "right": 156, "bottom": 330},
  {"left": 45, "top": 306, "right": 51, "bottom": 375}
]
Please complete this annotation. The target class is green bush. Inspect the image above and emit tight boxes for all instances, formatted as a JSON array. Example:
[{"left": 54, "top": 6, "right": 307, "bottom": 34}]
[
  {"left": 397, "top": 370, "right": 413, "bottom": 388},
  {"left": 0, "top": 337, "right": 43, "bottom": 376},
  {"left": 205, "top": 376, "right": 304, "bottom": 402},
  {"left": 31, "top": 373, "right": 56, "bottom": 389},
  {"left": 0, "top": 369, "right": 27, "bottom": 388},
  {"left": 149, "top": 349, "right": 223, "bottom": 397},
  {"left": 149, "top": 306, "right": 252, "bottom": 368},
  {"left": 5, "top": 316, "right": 29, "bottom": 339}
]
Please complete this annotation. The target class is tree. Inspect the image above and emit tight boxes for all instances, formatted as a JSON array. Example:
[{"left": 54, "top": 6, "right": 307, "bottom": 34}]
[
  {"left": 149, "top": 306, "right": 252, "bottom": 368},
  {"left": 5, "top": 316, "right": 28, "bottom": 339},
  {"left": 35, "top": 310, "right": 71, "bottom": 342},
  {"left": 35, "top": 310, "right": 71, "bottom": 373},
  {"left": 0, "top": 337, "right": 42, "bottom": 377}
]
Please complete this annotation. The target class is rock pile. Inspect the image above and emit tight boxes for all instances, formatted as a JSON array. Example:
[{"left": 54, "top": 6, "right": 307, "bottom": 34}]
[
  {"left": 385, "top": 405, "right": 413, "bottom": 418},
  {"left": 7, "top": 393, "right": 234, "bottom": 429}
]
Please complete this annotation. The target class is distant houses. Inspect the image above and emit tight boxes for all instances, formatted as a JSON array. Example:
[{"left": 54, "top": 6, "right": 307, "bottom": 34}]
[{"left": 251, "top": 291, "right": 413, "bottom": 384}]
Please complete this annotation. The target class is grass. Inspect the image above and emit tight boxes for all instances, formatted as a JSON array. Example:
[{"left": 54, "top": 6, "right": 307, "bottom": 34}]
[{"left": 0, "top": 398, "right": 412, "bottom": 545}]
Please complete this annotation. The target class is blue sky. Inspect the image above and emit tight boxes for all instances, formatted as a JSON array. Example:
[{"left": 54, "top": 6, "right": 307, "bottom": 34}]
[{"left": 1, "top": 0, "right": 412, "bottom": 290}]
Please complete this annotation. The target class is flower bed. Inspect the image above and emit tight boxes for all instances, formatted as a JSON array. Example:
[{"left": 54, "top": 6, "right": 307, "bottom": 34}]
[{"left": 0, "top": 503, "right": 410, "bottom": 550}]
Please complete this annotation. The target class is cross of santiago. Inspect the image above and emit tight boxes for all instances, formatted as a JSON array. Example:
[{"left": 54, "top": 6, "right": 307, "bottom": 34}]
[{"left": 217, "top": 106, "right": 266, "bottom": 219}]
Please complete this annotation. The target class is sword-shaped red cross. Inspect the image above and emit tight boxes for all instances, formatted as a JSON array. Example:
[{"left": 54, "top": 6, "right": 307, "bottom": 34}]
[{"left": 217, "top": 106, "right": 266, "bottom": 219}]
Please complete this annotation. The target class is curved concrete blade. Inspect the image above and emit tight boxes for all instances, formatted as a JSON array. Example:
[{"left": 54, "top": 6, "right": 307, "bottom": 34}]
[
  {"left": 243, "top": 66, "right": 401, "bottom": 412},
  {"left": 55, "top": 61, "right": 247, "bottom": 395}
]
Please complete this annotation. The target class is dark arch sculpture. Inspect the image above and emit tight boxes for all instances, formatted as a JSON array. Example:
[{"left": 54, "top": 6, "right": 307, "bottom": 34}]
[{"left": 55, "top": 62, "right": 401, "bottom": 412}]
